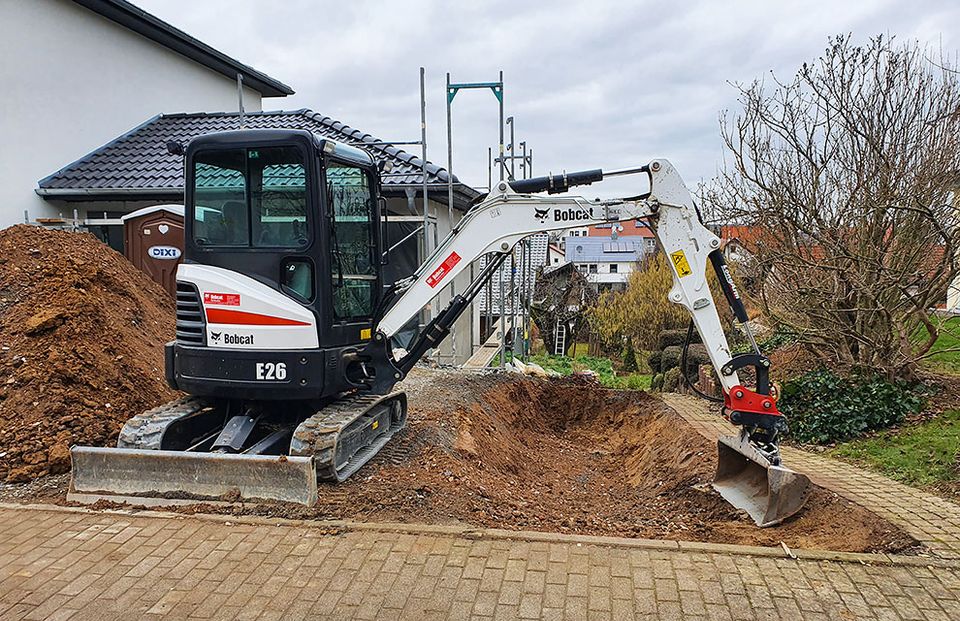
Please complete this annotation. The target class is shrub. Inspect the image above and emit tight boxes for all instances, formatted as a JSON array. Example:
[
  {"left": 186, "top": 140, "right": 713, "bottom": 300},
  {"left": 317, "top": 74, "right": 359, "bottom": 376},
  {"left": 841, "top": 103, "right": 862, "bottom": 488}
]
[
  {"left": 657, "top": 328, "right": 701, "bottom": 350},
  {"left": 622, "top": 340, "right": 638, "bottom": 372},
  {"left": 778, "top": 369, "right": 925, "bottom": 444}
]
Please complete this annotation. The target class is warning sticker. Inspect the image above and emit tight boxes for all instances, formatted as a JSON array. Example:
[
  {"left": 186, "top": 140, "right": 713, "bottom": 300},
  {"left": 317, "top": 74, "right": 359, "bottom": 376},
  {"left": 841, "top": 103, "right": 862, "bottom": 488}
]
[
  {"left": 203, "top": 292, "right": 241, "bottom": 306},
  {"left": 426, "top": 251, "right": 462, "bottom": 288},
  {"left": 360, "top": 328, "right": 372, "bottom": 340},
  {"left": 670, "top": 250, "right": 692, "bottom": 278}
]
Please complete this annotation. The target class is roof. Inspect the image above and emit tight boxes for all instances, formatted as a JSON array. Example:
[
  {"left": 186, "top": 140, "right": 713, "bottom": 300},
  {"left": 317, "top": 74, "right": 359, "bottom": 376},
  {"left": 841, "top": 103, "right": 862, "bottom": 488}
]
[
  {"left": 588, "top": 220, "right": 655, "bottom": 238},
  {"left": 73, "top": 0, "right": 293, "bottom": 97},
  {"left": 120, "top": 204, "right": 183, "bottom": 221},
  {"left": 565, "top": 236, "right": 647, "bottom": 263},
  {"left": 37, "top": 110, "right": 480, "bottom": 208}
]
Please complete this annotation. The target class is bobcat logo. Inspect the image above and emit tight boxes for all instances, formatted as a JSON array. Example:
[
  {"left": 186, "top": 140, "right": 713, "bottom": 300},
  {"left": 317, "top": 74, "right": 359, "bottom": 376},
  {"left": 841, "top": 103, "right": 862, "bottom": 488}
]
[
  {"left": 534, "top": 207, "right": 549, "bottom": 222},
  {"left": 210, "top": 331, "right": 222, "bottom": 343}
]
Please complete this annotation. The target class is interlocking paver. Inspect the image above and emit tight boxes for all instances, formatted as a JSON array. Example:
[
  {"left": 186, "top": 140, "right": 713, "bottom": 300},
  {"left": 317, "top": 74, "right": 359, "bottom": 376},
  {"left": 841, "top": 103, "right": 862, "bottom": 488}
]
[
  {"left": 663, "top": 393, "right": 960, "bottom": 560},
  {"left": 0, "top": 506, "right": 957, "bottom": 620}
]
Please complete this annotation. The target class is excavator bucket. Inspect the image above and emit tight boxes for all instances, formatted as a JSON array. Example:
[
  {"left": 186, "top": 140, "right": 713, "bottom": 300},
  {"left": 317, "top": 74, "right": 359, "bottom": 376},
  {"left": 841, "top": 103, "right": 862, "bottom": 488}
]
[
  {"left": 712, "top": 434, "right": 811, "bottom": 527},
  {"left": 68, "top": 447, "right": 318, "bottom": 506}
]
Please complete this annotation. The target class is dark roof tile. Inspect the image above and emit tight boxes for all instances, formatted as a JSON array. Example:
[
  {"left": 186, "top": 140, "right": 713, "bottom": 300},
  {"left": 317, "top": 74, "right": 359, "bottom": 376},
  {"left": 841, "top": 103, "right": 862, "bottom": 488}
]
[{"left": 38, "top": 110, "right": 479, "bottom": 206}]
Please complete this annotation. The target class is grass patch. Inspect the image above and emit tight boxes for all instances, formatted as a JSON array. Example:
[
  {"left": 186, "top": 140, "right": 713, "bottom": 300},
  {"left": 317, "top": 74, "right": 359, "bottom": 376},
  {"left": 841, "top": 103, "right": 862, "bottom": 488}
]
[
  {"left": 915, "top": 316, "right": 960, "bottom": 374},
  {"left": 830, "top": 409, "right": 960, "bottom": 487},
  {"left": 495, "top": 352, "right": 651, "bottom": 390}
]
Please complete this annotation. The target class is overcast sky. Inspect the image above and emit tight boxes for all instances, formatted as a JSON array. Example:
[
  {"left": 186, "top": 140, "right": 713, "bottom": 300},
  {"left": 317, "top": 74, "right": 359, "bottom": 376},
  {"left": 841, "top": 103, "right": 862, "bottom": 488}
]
[{"left": 138, "top": 0, "right": 958, "bottom": 196}]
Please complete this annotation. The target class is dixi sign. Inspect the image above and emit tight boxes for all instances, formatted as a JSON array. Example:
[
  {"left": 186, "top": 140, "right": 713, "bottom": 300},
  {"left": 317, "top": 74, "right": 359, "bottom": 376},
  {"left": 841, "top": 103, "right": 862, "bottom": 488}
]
[{"left": 147, "top": 245, "right": 182, "bottom": 260}]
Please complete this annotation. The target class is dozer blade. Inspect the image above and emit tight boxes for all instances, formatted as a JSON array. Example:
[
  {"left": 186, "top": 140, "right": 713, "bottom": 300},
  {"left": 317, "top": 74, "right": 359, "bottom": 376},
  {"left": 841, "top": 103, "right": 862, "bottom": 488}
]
[
  {"left": 712, "top": 434, "right": 811, "bottom": 527},
  {"left": 68, "top": 447, "right": 318, "bottom": 506}
]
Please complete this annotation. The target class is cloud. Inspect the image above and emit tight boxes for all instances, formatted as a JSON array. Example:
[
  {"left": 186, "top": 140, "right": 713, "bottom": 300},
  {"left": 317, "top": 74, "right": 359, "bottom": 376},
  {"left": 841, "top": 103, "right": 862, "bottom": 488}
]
[{"left": 138, "top": 0, "right": 959, "bottom": 196}]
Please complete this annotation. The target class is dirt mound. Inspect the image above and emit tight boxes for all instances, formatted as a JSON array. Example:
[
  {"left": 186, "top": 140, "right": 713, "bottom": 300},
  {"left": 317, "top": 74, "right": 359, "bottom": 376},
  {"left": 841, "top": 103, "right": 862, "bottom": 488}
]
[
  {"left": 308, "top": 371, "right": 916, "bottom": 553},
  {"left": 0, "top": 225, "right": 177, "bottom": 482}
]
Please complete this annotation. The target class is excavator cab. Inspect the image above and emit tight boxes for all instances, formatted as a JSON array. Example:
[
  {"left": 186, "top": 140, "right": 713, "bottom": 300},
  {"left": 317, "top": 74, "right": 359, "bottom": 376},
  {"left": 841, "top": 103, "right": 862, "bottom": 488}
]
[
  {"left": 70, "top": 130, "right": 408, "bottom": 504},
  {"left": 170, "top": 129, "right": 385, "bottom": 401}
]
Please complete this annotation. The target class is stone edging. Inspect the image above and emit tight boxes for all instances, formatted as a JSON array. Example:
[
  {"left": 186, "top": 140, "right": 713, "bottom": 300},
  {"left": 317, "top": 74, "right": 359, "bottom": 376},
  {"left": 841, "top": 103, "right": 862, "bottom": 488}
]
[{"left": 2, "top": 501, "right": 955, "bottom": 569}]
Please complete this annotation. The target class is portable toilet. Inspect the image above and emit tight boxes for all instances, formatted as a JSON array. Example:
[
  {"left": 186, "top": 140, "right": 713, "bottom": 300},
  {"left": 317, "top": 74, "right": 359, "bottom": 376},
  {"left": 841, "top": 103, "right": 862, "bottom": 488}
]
[{"left": 122, "top": 205, "right": 185, "bottom": 296}]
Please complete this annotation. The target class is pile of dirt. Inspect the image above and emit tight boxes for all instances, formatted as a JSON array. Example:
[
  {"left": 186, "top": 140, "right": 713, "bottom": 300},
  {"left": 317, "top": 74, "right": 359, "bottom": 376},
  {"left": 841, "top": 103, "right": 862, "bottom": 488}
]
[
  {"left": 0, "top": 225, "right": 177, "bottom": 482},
  {"left": 262, "top": 370, "right": 917, "bottom": 553}
]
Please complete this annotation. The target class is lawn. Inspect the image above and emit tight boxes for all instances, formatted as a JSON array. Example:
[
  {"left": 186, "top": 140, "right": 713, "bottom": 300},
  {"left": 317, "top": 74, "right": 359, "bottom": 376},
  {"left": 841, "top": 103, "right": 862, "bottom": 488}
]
[
  {"left": 917, "top": 316, "right": 960, "bottom": 374},
  {"left": 830, "top": 409, "right": 960, "bottom": 489},
  {"left": 497, "top": 352, "right": 652, "bottom": 390}
]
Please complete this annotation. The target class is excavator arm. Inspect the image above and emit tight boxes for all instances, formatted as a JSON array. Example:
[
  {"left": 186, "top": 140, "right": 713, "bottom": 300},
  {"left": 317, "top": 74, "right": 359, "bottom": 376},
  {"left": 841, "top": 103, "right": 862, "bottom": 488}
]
[{"left": 363, "top": 159, "right": 809, "bottom": 526}]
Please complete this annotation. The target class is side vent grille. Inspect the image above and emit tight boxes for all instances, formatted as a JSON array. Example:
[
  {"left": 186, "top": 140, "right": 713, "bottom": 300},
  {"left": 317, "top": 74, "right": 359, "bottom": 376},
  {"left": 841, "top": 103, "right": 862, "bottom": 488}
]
[{"left": 175, "top": 283, "right": 205, "bottom": 345}]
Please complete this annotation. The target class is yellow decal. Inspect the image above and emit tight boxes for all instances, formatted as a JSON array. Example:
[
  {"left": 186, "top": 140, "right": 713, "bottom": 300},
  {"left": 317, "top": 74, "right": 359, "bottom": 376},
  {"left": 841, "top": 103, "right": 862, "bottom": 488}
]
[
  {"left": 360, "top": 328, "right": 372, "bottom": 340},
  {"left": 372, "top": 420, "right": 379, "bottom": 430},
  {"left": 670, "top": 250, "right": 692, "bottom": 277}
]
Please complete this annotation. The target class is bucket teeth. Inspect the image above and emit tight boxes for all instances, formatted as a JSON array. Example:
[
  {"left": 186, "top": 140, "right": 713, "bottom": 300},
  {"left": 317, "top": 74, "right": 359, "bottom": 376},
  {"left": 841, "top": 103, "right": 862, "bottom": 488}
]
[{"left": 712, "top": 434, "right": 811, "bottom": 527}]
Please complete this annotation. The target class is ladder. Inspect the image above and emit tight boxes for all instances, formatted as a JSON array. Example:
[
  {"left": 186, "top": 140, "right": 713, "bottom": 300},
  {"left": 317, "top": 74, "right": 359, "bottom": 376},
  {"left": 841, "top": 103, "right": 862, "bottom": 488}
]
[{"left": 553, "top": 321, "right": 567, "bottom": 356}]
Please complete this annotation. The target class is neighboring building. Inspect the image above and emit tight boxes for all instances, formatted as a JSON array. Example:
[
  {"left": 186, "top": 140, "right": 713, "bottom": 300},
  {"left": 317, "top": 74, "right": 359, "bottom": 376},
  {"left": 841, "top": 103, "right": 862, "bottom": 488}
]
[
  {"left": 1, "top": 0, "right": 293, "bottom": 228},
  {"left": 3, "top": 0, "right": 482, "bottom": 364},
  {"left": 473, "top": 233, "right": 549, "bottom": 345},
  {"left": 546, "top": 242, "right": 565, "bottom": 267},
  {"left": 565, "top": 237, "right": 649, "bottom": 292}
]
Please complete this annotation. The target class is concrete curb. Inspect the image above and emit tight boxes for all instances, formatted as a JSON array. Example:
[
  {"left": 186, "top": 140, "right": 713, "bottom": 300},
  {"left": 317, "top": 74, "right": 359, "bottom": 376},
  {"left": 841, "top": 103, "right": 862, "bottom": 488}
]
[{"left": 2, "top": 501, "right": 956, "bottom": 569}]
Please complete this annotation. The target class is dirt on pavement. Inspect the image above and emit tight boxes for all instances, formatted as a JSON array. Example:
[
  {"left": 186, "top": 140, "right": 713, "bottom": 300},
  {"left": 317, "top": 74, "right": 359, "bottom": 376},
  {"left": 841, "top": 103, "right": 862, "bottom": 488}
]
[{"left": 0, "top": 225, "right": 177, "bottom": 482}]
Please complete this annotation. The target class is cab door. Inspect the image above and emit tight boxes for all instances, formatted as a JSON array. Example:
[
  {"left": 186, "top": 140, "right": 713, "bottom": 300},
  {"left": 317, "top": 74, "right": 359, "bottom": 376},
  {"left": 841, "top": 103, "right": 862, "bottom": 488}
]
[{"left": 323, "top": 159, "right": 381, "bottom": 347}]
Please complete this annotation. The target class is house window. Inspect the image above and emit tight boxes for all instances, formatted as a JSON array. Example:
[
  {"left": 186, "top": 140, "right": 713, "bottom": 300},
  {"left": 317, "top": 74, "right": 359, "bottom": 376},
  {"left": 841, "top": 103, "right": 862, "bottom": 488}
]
[
  {"left": 588, "top": 264, "right": 598, "bottom": 274},
  {"left": 610, "top": 264, "right": 618, "bottom": 274}
]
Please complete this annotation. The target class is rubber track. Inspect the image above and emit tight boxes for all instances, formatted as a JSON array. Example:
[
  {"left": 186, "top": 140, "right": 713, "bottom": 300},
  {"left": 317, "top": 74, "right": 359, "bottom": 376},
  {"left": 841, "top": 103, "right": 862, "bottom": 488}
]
[
  {"left": 290, "top": 391, "right": 407, "bottom": 482},
  {"left": 116, "top": 396, "right": 212, "bottom": 450}
]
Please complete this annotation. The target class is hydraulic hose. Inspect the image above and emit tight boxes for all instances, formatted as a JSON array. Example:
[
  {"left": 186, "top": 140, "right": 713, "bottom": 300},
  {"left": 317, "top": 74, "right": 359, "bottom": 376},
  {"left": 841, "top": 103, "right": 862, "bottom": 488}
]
[{"left": 680, "top": 319, "right": 724, "bottom": 403}]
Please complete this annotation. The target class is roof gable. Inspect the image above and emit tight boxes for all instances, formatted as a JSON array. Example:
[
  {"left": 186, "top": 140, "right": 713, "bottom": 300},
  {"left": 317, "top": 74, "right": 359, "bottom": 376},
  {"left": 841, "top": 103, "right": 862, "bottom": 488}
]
[
  {"left": 37, "top": 110, "right": 479, "bottom": 208},
  {"left": 73, "top": 0, "right": 293, "bottom": 97}
]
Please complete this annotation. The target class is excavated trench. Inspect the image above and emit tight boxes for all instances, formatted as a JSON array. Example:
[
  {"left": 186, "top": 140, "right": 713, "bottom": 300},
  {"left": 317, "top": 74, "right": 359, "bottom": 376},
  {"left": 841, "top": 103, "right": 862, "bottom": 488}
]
[
  {"left": 2, "top": 366, "right": 917, "bottom": 553},
  {"left": 262, "top": 370, "right": 916, "bottom": 553}
]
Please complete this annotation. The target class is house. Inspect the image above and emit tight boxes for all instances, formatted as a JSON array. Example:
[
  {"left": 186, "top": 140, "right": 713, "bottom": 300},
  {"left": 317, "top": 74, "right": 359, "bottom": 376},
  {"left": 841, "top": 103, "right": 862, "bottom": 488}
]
[
  {"left": 565, "top": 237, "right": 649, "bottom": 292},
  {"left": 1, "top": 0, "right": 294, "bottom": 228},
  {"left": 547, "top": 242, "right": 566, "bottom": 267},
  {"left": 2, "top": 0, "right": 481, "bottom": 365}
]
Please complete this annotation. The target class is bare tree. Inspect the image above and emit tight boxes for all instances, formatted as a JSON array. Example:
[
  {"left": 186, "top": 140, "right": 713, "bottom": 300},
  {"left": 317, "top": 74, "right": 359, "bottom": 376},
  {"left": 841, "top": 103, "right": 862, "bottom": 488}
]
[{"left": 704, "top": 35, "right": 960, "bottom": 379}]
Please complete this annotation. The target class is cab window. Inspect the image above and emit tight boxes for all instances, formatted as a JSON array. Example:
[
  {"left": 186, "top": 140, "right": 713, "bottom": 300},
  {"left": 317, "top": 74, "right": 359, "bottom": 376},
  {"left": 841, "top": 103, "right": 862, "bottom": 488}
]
[
  {"left": 327, "top": 162, "right": 377, "bottom": 321},
  {"left": 192, "top": 146, "right": 308, "bottom": 248}
]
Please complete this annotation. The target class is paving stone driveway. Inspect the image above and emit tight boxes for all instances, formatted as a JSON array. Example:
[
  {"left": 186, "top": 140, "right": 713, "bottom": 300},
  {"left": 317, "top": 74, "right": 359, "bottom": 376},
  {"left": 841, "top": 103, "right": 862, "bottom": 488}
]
[
  {"left": 1, "top": 505, "right": 960, "bottom": 621},
  {"left": 662, "top": 394, "right": 960, "bottom": 561}
]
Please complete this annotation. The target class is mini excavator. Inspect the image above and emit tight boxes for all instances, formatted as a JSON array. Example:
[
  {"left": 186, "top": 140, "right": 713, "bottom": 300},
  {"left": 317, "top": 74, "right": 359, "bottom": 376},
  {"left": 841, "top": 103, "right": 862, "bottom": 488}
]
[{"left": 70, "top": 129, "right": 810, "bottom": 527}]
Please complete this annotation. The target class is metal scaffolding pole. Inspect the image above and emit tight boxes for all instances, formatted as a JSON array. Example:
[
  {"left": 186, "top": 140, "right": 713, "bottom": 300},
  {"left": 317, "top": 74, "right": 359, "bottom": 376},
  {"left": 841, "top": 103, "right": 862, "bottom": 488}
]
[
  {"left": 445, "top": 73, "right": 456, "bottom": 364},
  {"left": 506, "top": 116, "right": 515, "bottom": 180},
  {"left": 445, "top": 72, "right": 505, "bottom": 366},
  {"left": 520, "top": 141, "right": 527, "bottom": 179},
  {"left": 510, "top": 250, "right": 517, "bottom": 358},
  {"left": 487, "top": 147, "right": 492, "bottom": 193},
  {"left": 420, "top": 67, "right": 431, "bottom": 327},
  {"left": 499, "top": 268, "right": 506, "bottom": 368}
]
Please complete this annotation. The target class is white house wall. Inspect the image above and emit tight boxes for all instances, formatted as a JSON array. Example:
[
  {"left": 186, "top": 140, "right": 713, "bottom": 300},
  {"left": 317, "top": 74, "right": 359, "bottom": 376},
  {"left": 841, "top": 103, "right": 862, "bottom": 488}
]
[
  {"left": 384, "top": 195, "right": 474, "bottom": 365},
  {"left": 0, "top": 0, "right": 264, "bottom": 229}
]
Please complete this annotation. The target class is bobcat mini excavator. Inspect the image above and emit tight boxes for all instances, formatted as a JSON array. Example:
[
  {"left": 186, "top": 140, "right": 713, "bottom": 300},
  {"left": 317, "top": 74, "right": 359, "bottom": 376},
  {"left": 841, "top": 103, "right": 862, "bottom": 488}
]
[{"left": 69, "top": 128, "right": 810, "bottom": 527}]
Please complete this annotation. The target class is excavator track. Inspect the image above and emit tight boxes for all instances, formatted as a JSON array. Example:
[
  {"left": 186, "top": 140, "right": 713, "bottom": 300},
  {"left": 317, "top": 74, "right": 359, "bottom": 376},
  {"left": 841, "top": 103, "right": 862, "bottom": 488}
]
[
  {"left": 290, "top": 391, "right": 407, "bottom": 482},
  {"left": 116, "top": 396, "right": 214, "bottom": 450}
]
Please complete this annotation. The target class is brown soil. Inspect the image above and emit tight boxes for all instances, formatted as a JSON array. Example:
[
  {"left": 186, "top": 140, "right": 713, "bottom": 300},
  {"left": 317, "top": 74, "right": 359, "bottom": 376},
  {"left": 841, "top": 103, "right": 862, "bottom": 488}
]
[
  {"left": 0, "top": 225, "right": 177, "bottom": 482},
  {"left": 123, "top": 370, "right": 913, "bottom": 554}
]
